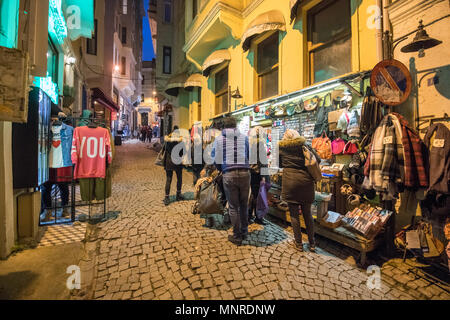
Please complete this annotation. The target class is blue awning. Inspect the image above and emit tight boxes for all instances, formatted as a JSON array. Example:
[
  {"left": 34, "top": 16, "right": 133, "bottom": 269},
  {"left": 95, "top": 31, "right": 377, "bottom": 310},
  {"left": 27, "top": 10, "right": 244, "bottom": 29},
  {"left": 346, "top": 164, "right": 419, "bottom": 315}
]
[{"left": 62, "top": 0, "right": 95, "bottom": 41}]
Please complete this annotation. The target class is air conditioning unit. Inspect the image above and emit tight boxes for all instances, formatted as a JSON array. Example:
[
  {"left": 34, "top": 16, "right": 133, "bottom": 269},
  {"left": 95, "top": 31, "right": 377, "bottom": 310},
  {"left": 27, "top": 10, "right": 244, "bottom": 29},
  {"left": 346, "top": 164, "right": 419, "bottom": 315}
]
[{"left": 0, "top": 47, "right": 30, "bottom": 123}]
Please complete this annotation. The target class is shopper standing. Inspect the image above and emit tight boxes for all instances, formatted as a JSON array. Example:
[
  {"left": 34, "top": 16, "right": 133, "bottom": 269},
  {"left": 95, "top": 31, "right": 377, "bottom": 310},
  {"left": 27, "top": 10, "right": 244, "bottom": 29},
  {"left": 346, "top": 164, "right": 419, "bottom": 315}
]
[
  {"left": 279, "top": 129, "right": 316, "bottom": 252},
  {"left": 212, "top": 117, "right": 250, "bottom": 245},
  {"left": 163, "top": 126, "right": 185, "bottom": 206},
  {"left": 249, "top": 127, "right": 269, "bottom": 225}
]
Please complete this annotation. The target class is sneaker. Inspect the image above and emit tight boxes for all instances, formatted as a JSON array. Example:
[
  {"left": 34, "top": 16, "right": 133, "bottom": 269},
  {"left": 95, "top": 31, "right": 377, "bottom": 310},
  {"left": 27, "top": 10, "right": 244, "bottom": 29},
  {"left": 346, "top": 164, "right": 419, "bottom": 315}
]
[
  {"left": 176, "top": 193, "right": 186, "bottom": 201},
  {"left": 163, "top": 197, "right": 170, "bottom": 206},
  {"left": 228, "top": 235, "right": 242, "bottom": 246},
  {"left": 309, "top": 244, "right": 316, "bottom": 253},
  {"left": 255, "top": 218, "right": 267, "bottom": 225},
  {"left": 248, "top": 217, "right": 255, "bottom": 224},
  {"left": 42, "top": 210, "right": 53, "bottom": 222}
]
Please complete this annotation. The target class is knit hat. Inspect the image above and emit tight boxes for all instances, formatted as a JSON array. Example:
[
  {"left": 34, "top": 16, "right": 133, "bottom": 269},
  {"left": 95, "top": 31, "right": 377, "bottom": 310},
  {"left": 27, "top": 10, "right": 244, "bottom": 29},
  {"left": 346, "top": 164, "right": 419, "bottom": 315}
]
[{"left": 283, "top": 129, "right": 301, "bottom": 140}]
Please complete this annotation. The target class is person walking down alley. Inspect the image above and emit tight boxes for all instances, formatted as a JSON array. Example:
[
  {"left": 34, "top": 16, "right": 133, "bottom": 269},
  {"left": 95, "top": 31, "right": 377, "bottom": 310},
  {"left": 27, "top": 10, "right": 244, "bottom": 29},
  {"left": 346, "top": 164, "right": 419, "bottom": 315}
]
[
  {"left": 191, "top": 133, "right": 204, "bottom": 186},
  {"left": 279, "top": 129, "right": 316, "bottom": 252},
  {"left": 141, "top": 126, "right": 147, "bottom": 142},
  {"left": 162, "top": 126, "right": 186, "bottom": 206},
  {"left": 212, "top": 117, "right": 250, "bottom": 246}
]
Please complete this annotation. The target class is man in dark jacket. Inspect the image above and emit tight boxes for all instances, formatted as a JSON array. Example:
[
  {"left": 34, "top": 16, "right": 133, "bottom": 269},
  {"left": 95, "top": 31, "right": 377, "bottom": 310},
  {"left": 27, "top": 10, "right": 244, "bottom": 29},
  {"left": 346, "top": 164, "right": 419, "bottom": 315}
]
[
  {"left": 212, "top": 117, "right": 250, "bottom": 245},
  {"left": 163, "top": 126, "right": 185, "bottom": 206}
]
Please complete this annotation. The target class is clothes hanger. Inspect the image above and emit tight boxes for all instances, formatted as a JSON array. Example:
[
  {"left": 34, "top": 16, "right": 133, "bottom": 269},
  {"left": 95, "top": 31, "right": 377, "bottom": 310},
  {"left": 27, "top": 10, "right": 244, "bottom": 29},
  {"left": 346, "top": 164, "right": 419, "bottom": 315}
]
[{"left": 87, "top": 119, "right": 98, "bottom": 128}]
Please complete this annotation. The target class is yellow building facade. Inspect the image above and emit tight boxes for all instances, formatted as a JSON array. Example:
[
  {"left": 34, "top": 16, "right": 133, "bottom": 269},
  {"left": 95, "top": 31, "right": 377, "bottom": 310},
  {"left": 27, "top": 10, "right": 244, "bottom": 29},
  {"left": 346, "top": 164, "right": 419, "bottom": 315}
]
[{"left": 181, "top": 0, "right": 383, "bottom": 128}]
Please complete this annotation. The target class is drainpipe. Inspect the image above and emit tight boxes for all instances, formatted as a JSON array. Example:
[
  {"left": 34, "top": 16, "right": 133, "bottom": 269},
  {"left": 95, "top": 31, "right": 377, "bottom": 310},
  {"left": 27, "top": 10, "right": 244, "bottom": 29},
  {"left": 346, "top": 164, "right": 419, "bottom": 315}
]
[
  {"left": 376, "top": 0, "right": 384, "bottom": 62},
  {"left": 383, "top": 0, "right": 392, "bottom": 59}
]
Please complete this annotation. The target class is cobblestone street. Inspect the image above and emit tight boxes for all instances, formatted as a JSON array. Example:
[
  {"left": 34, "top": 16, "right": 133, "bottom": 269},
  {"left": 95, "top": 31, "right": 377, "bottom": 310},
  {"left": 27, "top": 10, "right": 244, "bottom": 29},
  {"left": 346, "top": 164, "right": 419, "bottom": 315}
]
[{"left": 76, "top": 141, "right": 450, "bottom": 300}]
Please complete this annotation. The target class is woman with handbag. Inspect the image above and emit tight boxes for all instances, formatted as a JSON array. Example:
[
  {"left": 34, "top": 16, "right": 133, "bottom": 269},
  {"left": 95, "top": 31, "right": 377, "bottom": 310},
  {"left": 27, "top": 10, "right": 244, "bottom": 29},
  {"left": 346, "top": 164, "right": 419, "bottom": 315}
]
[
  {"left": 162, "top": 126, "right": 185, "bottom": 206},
  {"left": 249, "top": 127, "right": 269, "bottom": 225},
  {"left": 279, "top": 129, "right": 316, "bottom": 252}
]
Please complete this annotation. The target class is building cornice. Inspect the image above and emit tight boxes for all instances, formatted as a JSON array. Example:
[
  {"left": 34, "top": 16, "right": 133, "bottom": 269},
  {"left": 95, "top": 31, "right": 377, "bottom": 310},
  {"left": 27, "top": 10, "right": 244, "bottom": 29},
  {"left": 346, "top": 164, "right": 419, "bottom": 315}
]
[
  {"left": 243, "top": 0, "right": 264, "bottom": 18},
  {"left": 387, "top": 0, "right": 446, "bottom": 26},
  {"left": 183, "top": 2, "right": 243, "bottom": 54}
]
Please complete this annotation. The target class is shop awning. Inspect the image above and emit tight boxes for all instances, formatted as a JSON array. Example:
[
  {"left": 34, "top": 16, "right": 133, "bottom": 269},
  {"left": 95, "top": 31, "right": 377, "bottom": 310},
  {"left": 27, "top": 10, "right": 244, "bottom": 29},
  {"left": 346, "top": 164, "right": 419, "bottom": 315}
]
[
  {"left": 165, "top": 73, "right": 189, "bottom": 97},
  {"left": 202, "top": 49, "right": 231, "bottom": 77},
  {"left": 184, "top": 73, "right": 204, "bottom": 91},
  {"left": 242, "top": 10, "right": 286, "bottom": 52},
  {"left": 62, "top": 0, "right": 95, "bottom": 40},
  {"left": 92, "top": 87, "right": 119, "bottom": 112},
  {"left": 290, "top": 0, "right": 304, "bottom": 23}
]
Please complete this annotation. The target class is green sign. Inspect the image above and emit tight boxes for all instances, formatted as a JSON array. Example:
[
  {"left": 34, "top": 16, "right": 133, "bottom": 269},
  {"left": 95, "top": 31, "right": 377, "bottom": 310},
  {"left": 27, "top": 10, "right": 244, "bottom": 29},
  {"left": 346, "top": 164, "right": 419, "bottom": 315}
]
[
  {"left": 0, "top": 0, "right": 20, "bottom": 48},
  {"left": 49, "top": 0, "right": 68, "bottom": 45},
  {"left": 62, "top": 0, "right": 95, "bottom": 40}
]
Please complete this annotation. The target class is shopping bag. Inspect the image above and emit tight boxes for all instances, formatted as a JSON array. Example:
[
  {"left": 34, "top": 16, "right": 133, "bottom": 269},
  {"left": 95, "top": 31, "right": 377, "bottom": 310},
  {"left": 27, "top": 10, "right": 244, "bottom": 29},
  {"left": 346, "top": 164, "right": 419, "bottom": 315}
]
[
  {"left": 256, "top": 180, "right": 271, "bottom": 219},
  {"left": 303, "top": 146, "right": 323, "bottom": 181},
  {"left": 198, "top": 179, "right": 224, "bottom": 215},
  {"left": 154, "top": 148, "right": 165, "bottom": 167}
]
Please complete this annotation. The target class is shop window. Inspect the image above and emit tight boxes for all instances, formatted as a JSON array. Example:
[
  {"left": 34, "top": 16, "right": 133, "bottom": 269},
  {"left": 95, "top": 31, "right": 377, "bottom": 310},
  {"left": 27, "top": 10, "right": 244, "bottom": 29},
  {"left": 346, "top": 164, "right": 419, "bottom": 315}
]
[
  {"left": 197, "top": 87, "right": 202, "bottom": 121},
  {"left": 215, "top": 67, "right": 229, "bottom": 115},
  {"left": 87, "top": 19, "right": 98, "bottom": 55},
  {"left": 122, "top": 0, "right": 128, "bottom": 14},
  {"left": 47, "top": 39, "right": 58, "bottom": 81},
  {"left": 257, "top": 32, "right": 279, "bottom": 100},
  {"left": 164, "top": 0, "right": 172, "bottom": 23},
  {"left": 121, "top": 57, "right": 126, "bottom": 75},
  {"left": 192, "top": 0, "right": 198, "bottom": 20},
  {"left": 163, "top": 46, "right": 172, "bottom": 74},
  {"left": 307, "top": 0, "right": 351, "bottom": 83},
  {"left": 122, "top": 27, "right": 127, "bottom": 44}
]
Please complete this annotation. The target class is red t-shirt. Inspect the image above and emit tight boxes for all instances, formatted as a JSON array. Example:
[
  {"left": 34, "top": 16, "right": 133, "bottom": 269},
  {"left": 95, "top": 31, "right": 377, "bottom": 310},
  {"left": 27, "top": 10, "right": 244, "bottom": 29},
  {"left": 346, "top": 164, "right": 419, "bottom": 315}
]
[{"left": 71, "top": 127, "right": 112, "bottom": 179}]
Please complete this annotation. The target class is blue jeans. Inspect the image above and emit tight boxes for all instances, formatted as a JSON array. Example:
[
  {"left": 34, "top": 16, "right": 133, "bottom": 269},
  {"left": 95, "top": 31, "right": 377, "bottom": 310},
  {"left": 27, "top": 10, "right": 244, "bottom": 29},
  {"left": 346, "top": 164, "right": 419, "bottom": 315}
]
[{"left": 223, "top": 169, "right": 251, "bottom": 239}]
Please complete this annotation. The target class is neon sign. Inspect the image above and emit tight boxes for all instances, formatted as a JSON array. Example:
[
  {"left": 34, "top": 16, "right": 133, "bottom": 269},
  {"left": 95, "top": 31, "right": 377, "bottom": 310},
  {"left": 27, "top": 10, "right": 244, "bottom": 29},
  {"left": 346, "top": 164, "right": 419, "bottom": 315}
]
[
  {"left": 49, "top": 0, "right": 68, "bottom": 44},
  {"left": 33, "top": 76, "right": 59, "bottom": 104}
]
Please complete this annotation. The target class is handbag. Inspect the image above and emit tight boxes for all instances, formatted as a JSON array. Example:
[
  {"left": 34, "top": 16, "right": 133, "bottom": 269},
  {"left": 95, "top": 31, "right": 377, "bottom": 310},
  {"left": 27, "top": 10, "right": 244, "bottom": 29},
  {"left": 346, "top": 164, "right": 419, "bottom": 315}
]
[
  {"left": 312, "top": 132, "right": 332, "bottom": 160},
  {"left": 256, "top": 180, "right": 271, "bottom": 219},
  {"left": 303, "top": 145, "right": 323, "bottom": 181},
  {"left": 197, "top": 176, "right": 224, "bottom": 215},
  {"left": 343, "top": 141, "right": 359, "bottom": 155},
  {"left": 155, "top": 147, "right": 166, "bottom": 167},
  {"left": 331, "top": 138, "right": 346, "bottom": 155},
  {"left": 328, "top": 106, "right": 345, "bottom": 132}
]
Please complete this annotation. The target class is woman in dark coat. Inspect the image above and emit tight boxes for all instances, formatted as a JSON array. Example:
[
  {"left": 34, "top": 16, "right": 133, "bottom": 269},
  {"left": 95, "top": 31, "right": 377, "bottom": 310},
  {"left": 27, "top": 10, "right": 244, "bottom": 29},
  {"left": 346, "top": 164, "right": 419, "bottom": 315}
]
[
  {"left": 279, "top": 129, "right": 316, "bottom": 252},
  {"left": 163, "top": 126, "right": 185, "bottom": 206}
]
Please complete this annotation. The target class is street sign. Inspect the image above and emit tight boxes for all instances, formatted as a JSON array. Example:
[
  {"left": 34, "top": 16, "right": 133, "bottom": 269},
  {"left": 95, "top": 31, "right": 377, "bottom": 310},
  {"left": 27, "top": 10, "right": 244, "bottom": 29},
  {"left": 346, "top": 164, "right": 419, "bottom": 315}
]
[{"left": 370, "top": 59, "right": 412, "bottom": 106}]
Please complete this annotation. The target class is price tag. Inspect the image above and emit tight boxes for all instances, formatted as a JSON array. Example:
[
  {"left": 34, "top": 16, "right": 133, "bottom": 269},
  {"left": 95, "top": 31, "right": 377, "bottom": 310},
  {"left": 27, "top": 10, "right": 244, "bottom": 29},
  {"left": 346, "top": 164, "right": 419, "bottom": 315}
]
[
  {"left": 433, "top": 139, "right": 445, "bottom": 148},
  {"left": 383, "top": 136, "right": 393, "bottom": 144}
]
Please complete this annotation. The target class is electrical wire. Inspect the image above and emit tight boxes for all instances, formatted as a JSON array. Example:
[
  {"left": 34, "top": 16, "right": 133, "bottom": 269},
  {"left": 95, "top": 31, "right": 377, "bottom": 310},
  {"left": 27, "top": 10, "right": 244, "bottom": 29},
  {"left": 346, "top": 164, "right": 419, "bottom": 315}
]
[{"left": 81, "top": 57, "right": 146, "bottom": 81}]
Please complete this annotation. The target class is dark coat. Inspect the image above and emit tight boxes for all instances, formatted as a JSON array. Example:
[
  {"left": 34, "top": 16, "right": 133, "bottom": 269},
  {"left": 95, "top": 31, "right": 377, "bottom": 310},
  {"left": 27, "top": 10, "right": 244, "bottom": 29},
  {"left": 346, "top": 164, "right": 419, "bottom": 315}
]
[
  {"left": 279, "top": 137, "right": 315, "bottom": 204},
  {"left": 163, "top": 134, "right": 184, "bottom": 171}
]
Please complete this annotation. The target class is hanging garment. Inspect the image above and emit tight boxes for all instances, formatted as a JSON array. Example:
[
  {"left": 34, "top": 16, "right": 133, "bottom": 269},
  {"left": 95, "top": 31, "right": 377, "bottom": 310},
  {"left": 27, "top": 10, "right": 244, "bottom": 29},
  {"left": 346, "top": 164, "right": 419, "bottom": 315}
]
[
  {"left": 79, "top": 168, "right": 112, "bottom": 201},
  {"left": 391, "top": 112, "right": 429, "bottom": 190},
  {"left": 423, "top": 123, "right": 450, "bottom": 195},
  {"left": 360, "top": 88, "right": 384, "bottom": 136},
  {"left": 337, "top": 108, "right": 361, "bottom": 138},
  {"left": 71, "top": 126, "right": 112, "bottom": 179},
  {"left": 49, "top": 123, "right": 75, "bottom": 168},
  {"left": 49, "top": 125, "right": 64, "bottom": 168},
  {"left": 369, "top": 115, "right": 405, "bottom": 199}
]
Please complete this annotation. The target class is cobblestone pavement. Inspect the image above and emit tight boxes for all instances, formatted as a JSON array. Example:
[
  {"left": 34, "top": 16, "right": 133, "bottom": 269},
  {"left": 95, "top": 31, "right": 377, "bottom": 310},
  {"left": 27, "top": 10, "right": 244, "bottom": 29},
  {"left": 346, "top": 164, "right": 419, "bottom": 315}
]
[{"left": 76, "top": 141, "right": 450, "bottom": 300}]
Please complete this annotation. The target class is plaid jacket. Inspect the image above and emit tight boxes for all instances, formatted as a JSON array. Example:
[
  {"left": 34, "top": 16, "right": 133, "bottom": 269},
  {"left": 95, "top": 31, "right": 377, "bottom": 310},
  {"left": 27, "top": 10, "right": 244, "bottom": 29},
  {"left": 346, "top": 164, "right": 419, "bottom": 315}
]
[
  {"left": 391, "top": 113, "right": 429, "bottom": 189},
  {"left": 369, "top": 115, "right": 405, "bottom": 198}
]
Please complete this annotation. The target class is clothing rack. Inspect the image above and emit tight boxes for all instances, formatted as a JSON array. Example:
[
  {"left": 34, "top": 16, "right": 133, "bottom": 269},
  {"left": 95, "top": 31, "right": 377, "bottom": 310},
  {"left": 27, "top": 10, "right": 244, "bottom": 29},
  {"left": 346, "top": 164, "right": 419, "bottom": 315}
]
[{"left": 40, "top": 116, "right": 110, "bottom": 225}]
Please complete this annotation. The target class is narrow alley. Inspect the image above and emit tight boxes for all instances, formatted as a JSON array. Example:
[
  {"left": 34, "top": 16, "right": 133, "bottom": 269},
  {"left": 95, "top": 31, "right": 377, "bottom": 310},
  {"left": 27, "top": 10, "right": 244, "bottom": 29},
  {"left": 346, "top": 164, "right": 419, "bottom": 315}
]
[{"left": 74, "top": 141, "right": 449, "bottom": 301}]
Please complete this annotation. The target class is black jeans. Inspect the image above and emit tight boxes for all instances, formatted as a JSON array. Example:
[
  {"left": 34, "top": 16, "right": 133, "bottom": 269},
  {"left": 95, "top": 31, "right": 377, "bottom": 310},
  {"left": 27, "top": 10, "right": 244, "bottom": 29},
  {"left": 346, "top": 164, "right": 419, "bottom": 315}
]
[
  {"left": 165, "top": 168, "right": 183, "bottom": 196},
  {"left": 41, "top": 182, "right": 69, "bottom": 210},
  {"left": 288, "top": 202, "right": 315, "bottom": 246},
  {"left": 223, "top": 169, "right": 251, "bottom": 239}
]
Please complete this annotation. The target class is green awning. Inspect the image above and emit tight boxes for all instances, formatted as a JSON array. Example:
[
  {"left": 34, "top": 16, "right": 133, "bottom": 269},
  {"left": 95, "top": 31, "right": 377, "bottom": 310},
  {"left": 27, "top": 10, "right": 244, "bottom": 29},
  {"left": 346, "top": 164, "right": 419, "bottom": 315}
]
[{"left": 62, "top": 0, "right": 95, "bottom": 40}]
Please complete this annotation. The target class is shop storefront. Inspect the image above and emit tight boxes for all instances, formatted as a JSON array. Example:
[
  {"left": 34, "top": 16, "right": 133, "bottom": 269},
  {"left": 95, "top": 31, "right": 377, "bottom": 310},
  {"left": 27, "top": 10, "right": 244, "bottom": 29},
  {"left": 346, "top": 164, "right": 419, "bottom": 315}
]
[{"left": 91, "top": 87, "right": 119, "bottom": 130}]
